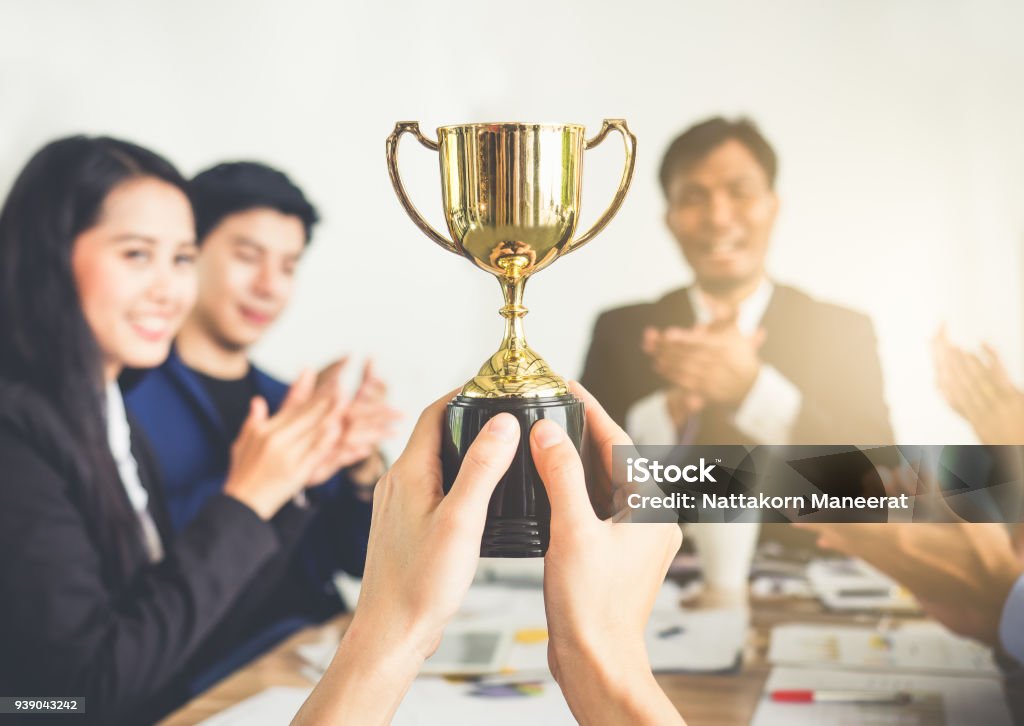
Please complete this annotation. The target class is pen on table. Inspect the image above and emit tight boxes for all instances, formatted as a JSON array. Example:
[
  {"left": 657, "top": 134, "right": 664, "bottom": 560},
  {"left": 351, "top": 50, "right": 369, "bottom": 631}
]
[
  {"left": 477, "top": 670, "right": 551, "bottom": 686},
  {"left": 835, "top": 588, "right": 896, "bottom": 598},
  {"left": 771, "top": 689, "right": 913, "bottom": 705}
]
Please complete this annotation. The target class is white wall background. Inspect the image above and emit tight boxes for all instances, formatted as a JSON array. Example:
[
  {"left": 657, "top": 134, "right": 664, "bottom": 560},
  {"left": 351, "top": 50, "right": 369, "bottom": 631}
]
[{"left": 1, "top": 0, "right": 1022, "bottom": 452}]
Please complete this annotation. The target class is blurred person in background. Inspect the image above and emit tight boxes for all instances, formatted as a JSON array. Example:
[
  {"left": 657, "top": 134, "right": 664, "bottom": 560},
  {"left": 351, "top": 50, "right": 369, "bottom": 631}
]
[
  {"left": 934, "top": 327, "right": 1024, "bottom": 446},
  {"left": 0, "top": 137, "right": 349, "bottom": 723},
  {"left": 125, "top": 161, "right": 401, "bottom": 687},
  {"left": 580, "top": 116, "right": 895, "bottom": 567},
  {"left": 580, "top": 116, "right": 893, "bottom": 449},
  {"left": 801, "top": 510, "right": 1024, "bottom": 721}
]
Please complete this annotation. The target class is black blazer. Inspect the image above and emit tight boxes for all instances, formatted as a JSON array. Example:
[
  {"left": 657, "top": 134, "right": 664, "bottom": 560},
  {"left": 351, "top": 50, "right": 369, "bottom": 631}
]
[
  {"left": 0, "top": 379, "right": 321, "bottom": 724},
  {"left": 580, "top": 283, "right": 894, "bottom": 446}
]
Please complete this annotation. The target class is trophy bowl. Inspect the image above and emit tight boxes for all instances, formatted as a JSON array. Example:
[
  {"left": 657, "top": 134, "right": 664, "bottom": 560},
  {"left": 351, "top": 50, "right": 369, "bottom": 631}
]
[{"left": 387, "top": 119, "right": 636, "bottom": 555}]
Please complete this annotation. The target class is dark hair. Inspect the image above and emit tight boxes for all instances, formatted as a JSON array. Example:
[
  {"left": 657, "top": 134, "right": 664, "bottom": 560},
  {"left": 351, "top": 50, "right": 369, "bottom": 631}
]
[
  {"left": 189, "top": 161, "right": 319, "bottom": 245},
  {"left": 659, "top": 116, "right": 778, "bottom": 196},
  {"left": 0, "top": 135, "right": 189, "bottom": 580}
]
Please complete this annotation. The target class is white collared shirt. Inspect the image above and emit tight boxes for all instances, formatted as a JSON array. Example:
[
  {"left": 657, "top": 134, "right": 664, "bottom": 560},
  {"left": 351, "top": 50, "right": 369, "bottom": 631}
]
[
  {"left": 106, "top": 382, "right": 165, "bottom": 563},
  {"left": 625, "top": 278, "right": 802, "bottom": 445}
]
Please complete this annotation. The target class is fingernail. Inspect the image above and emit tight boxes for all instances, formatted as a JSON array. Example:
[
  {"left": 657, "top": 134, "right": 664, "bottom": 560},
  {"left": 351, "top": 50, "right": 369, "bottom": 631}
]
[
  {"left": 486, "top": 414, "right": 518, "bottom": 441},
  {"left": 532, "top": 421, "right": 565, "bottom": 449}
]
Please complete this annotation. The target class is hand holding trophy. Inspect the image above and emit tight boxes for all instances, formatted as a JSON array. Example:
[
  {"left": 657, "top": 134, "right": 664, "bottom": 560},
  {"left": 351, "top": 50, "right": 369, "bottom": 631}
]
[{"left": 387, "top": 119, "right": 636, "bottom": 556}]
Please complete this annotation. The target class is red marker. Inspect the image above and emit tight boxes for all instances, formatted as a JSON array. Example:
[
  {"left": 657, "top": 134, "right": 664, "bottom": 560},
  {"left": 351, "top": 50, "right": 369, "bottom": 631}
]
[{"left": 771, "top": 690, "right": 913, "bottom": 705}]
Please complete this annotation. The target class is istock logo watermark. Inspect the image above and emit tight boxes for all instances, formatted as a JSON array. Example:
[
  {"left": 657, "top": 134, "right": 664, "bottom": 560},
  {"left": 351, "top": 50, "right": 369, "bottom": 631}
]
[
  {"left": 626, "top": 457, "right": 720, "bottom": 484},
  {"left": 613, "top": 444, "right": 1024, "bottom": 524}
]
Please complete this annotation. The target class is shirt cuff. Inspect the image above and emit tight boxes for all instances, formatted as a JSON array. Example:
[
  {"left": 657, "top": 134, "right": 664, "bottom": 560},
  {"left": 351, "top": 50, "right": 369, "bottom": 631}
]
[
  {"left": 999, "top": 574, "right": 1024, "bottom": 665},
  {"left": 625, "top": 390, "right": 678, "bottom": 445},
  {"left": 733, "top": 364, "right": 802, "bottom": 444}
]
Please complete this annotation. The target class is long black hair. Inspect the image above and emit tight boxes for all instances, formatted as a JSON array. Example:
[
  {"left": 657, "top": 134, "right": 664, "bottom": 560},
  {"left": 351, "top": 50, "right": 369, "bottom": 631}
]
[{"left": 0, "top": 136, "right": 190, "bottom": 580}]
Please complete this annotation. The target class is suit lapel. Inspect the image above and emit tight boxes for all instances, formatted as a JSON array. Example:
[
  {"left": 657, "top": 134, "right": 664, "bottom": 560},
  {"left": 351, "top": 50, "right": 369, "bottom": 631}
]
[
  {"left": 127, "top": 417, "right": 175, "bottom": 544},
  {"left": 755, "top": 284, "right": 794, "bottom": 374},
  {"left": 652, "top": 287, "right": 697, "bottom": 329}
]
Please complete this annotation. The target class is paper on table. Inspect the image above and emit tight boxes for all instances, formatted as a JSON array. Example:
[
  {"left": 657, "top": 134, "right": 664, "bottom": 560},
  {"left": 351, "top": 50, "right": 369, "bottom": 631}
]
[
  {"left": 198, "top": 686, "right": 311, "bottom": 725},
  {"left": 751, "top": 666, "right": 1012, "bottom": 726},
  {"left": 646, "top": 607, "right": 747, "bottom": 672},
  {"left": 768, "top": 622, "right": 999, "bottom": 676},
  {"left": 198, "top": 679, "right": 575, "bottom": 726},
  {"left": 806, "top": 558, "right": 920, "bottom": 613},
  {"left": 393, "top": 677, "right": 575, "bottom": 725},
  {"left": 326, "top": 577, "right": 743, "bottom": 675}
]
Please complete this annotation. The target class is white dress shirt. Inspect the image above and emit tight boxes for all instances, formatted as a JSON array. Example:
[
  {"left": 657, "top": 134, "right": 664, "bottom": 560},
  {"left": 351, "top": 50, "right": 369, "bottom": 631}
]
[
  {"left": 625, "top": 278, "right": 802, "bottom": 445},
  {"left": 106, "top": 381, "right": 165, "bottom": 563},
  {"left": 1001, "top": 574, "right": 1024, "bottom": 665}
]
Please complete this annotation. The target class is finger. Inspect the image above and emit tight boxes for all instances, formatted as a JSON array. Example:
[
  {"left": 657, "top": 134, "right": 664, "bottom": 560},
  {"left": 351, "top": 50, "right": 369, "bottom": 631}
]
[
  {"left": 569, "top": 380, "right": 633, "bottom": 517},
  {"left": 568, "top": 380, "right": 632, "bottom": 479},
  {"left": 238, "top": 396, "right": 269, "bottom": 440},
  {"left": 396, "top": 387, "right": 463, "bottom": 469},
  {"left": 530, "top": 419, "right": 595, "bottom": 528},
  {"left": 351, "top": 359, "right": 375, "bottom": 400},
  {"left": 303, "top": 420, "right": 344, "bottom": 483},
  {"left": 642, "top": 327, "right": 659, "bottom": 354},
  {"left": 344, "top": 401, "right": 404, "bottom": 425},
  {"left": 316, "top": 356, "right": 350, "bottom": 393},
  {"left": 361, "top": 357, "right": 374, "bottom": 380},
  {"left": 280, "top": 369, "right": 316, "bottom": 411},
  {"left": 980, "top": 343, "right": 1015, "bottom": 391},
  {"left": 663, "top": 325, "right": 705, "bottom": 343},
  {"left": 273, "top": 395, "right": 336, "bottom": 441},
  {"left": 946, "top": 349, "right": 988, "bottom": 416},
  {"left": 443, "top": 413, "right": 520, "bottom": 516}
]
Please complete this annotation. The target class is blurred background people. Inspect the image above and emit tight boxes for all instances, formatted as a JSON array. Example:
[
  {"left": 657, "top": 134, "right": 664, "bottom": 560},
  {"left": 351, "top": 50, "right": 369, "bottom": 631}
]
[
  {"left": 801, "top": 324, "right": 1024, "bottom": 720},
  {"left": 580, "top": 116, "right": 893, "bottom": 448},
  {"left": 934, "top": 327, "right": 1024, "bottom": 445},
  {"left": 124, "top": 162, "right": 400, "bottom": 686},
  {"left": 0, "top": 137, "right": 350, "bottom": 723},
  {"left": 800, "top": 515, "right": 1024, "bottom": 721},
  {"left": 580, "top": 116, "right": 896, "bottom": 582}
]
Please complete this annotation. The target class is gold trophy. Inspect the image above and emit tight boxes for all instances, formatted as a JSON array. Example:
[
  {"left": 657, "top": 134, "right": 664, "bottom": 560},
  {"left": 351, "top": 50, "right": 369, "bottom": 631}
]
[{"left": 387, "top": 120, "right": 636, "bottom": 556}]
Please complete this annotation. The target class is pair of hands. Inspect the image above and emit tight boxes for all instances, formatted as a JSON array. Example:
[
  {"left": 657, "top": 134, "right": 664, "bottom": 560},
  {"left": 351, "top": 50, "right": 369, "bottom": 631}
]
[
  {"left": 799, "top": 466, "right": 1024, "bottom": 651},
  {"left": 293, "top": 383, "right": 684, "bottom": 726},
  {"left": 933, "top": 328, "right": 1024, "bottom": 445},
  {"left": 644, "top": 321, "right": 764, "bottom": 430},
  {"left": 224, "top": 359, "right": 401, "bottom": 520}
]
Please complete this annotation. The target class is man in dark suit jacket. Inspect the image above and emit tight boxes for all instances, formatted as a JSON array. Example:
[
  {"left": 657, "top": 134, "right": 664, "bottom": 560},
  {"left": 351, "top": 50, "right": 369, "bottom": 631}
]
[{"left": 581, "top": 117, "right": 893, "bottom": 448}]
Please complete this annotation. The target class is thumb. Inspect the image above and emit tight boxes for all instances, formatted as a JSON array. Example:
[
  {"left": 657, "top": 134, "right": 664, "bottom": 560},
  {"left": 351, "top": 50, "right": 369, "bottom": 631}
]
[
  {"left": 530, "top": 419, "right": 594, "bottom": 529},
  {"left": 444, "top": 413, "right": 520, "bottom": 517},
  {"left": 281, "top": 369, "right": 316, "bottom": 411},
  {"left": 240, "top": 396, "right": 269, "bottom": 437}
]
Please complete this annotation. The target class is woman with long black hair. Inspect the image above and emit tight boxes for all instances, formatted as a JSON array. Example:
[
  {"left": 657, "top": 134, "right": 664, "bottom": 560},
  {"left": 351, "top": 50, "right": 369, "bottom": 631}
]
[{"left": 0, "top": 136, "right": 344, "bottom": 723}]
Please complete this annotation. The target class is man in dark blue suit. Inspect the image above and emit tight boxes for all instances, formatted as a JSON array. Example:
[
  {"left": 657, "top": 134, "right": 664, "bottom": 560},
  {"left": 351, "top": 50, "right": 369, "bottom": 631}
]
[{"left": 125, "top": 162, "right": 398, "bottom": 688}]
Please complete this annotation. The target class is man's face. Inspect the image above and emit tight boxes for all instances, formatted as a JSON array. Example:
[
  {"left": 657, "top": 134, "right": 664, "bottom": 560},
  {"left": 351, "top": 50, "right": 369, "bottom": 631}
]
[
  {"left": 664, "top": 139, "right": 778, "bottom": 293},
  {"left": 192, "top": 208, "right": 305, "bottom": 350}
]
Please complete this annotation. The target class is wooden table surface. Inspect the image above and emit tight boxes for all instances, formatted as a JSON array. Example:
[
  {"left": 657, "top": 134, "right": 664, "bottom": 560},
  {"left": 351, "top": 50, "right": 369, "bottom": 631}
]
[{"left": 162, "top": 593, "right": 912, "bottom": 725}]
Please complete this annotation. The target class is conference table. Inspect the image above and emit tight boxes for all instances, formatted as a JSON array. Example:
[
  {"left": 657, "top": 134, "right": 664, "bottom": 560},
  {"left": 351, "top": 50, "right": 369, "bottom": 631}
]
[{"left": 162, "top": 590, "right": 915, "bottom": 725}]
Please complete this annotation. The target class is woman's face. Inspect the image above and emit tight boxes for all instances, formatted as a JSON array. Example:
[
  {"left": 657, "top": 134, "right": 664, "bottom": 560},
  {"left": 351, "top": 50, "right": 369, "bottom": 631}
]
[{"left": 72, "top": 176, "right": 197, "bottom": 380}]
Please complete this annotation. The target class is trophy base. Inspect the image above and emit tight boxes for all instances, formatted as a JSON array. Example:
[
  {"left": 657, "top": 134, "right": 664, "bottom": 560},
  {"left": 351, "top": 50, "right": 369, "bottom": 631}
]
[{"left": 442, "top": 394, "right": 584, "bottom": 557}]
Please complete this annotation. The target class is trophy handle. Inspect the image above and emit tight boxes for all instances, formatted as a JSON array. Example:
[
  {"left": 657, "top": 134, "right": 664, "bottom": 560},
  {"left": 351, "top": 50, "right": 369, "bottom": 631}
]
[
  {"left": 565, "top": 118, "right": 637, "bottom": 254},
  {"left": 386, "top": 121, "right": 460, "bottom": 255}
]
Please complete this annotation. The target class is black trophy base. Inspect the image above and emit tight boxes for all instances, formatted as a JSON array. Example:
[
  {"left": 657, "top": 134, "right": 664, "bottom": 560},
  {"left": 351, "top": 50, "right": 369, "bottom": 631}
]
[{"left": 442, "top": 394, "right": 584, "bottom": 557}]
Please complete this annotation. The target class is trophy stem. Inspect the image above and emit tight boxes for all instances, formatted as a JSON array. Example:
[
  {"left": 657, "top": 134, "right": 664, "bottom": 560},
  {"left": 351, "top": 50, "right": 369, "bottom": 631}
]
[
  {"left": 498, "top": 270, "right": 528, "bottom": 364},
  {"left": 462, "top": 254, "right": 567, "bottom": 398}
]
